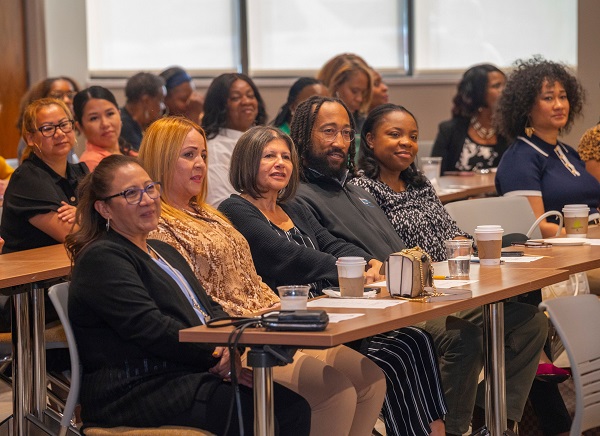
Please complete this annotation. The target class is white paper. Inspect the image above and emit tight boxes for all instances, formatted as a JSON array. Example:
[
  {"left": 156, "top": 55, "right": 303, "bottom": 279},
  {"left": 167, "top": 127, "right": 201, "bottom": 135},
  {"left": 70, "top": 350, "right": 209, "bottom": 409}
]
[
  {"left": 326, "top": 313, "right": 365, "bottom": 323},
  {"left": 368, "top": 280, "right": 387, "bottom": 288},
  {"left": 308, "top": 299, "right": 405, "bottom": 309},
  {"left": 471, "top": 256, "right": 544, "bottom": 263},
  {"left": 434, "top": 279, "right": 478, "bottom": 289}
]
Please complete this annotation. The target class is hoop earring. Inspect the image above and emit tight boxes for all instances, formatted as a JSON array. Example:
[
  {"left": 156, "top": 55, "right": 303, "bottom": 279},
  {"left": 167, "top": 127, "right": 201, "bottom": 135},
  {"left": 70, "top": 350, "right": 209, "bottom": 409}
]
[
  {"left": 106, "top": 217, "right": 111, "bottom": 232},
  {"left": 524, "top": 117, "right": 535, "bottom": 138}
]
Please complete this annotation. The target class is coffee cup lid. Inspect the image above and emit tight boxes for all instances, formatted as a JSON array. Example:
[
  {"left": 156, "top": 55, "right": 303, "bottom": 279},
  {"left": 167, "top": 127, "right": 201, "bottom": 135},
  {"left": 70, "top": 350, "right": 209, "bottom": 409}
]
[
  {"left": 562, "top": 204, "right": 589, "bottom": 211},
  {"left": 336, "top": 256, "right": 366, "bottom": 265},
  {"left": 474, "top": 225, "right": 504, "bottom": 233}
]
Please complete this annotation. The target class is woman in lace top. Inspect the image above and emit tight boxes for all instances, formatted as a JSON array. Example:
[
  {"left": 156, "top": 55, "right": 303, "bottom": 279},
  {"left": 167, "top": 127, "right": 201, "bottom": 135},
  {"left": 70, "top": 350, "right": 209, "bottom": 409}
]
[
  {"left": 138, "top": 117, "right": 277, "bottom": 316},
  {"left": 352, "top": 104, "right": 470, "bottom": 262}
]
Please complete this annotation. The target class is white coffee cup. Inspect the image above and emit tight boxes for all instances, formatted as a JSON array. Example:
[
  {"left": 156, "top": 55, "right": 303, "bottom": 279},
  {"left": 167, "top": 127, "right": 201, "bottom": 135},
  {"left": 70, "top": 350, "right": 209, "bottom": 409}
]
[
  {"left": 562, "top": 204, "right": 589, "bottom": 238},
  {"left": 474, "top": 225, "right": 504, "bottom": 266},
  {"left": 335, "top": 257, "right": 366, "bottom": 297}
]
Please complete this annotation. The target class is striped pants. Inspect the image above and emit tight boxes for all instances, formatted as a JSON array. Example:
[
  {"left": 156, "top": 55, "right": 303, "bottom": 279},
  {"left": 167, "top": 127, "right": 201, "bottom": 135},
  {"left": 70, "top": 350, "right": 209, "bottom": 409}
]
[{"left": 365, "top": 326, "right": 447, "bottom": 436}]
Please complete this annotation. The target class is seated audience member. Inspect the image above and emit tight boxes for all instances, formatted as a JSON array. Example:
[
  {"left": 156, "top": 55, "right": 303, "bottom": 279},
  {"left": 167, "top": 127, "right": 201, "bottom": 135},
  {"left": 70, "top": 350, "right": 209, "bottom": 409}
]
[
  {"left": 202, "top": 73, "right": 267, "bottom": 206},
  {"left": 352, "top": 103, "right": 470, "bottom": 262},
  {"left": 16, "top": 76, "right": 80, "bottom": 163},
  {"left": 271, "top": 77, "right": 328, "bottom": 134},
  {"left": 138, "top": 116, "right": 386, "bottom": 436},
  {"left": 120, "top": 72, "right": 166, "bottom": 151},
  {"left": 74, "top": 86, "right": 132, "bottom": 171},
  {"left": 431, "top": 64, "right": 508, "bottom": 174},
  {"left": 368, "top": 67, "right": 390, "bottom": 111},
  {"left": 159, "top": 66, "right": 204, "bottom": 123},
  {"left": 1, "top": 98, "right": 88, "bottom": 253},
  {"left": 318, "top": 53, "right": 372, "bottom": 133},
  {"left": 290, "top": 95, "right": 548, "bottom": 435},
  {"left": 219, "top": 126, "right": 448, "bottom": 436},
  {"left": 65, "top": 155, "right": 310, "bottom": 435},
  {"left": 578, "top": 120, "right": 600, "bottom": 183},
  {"left": 495, "top": 57, "right": 600, "bottom": 238}
]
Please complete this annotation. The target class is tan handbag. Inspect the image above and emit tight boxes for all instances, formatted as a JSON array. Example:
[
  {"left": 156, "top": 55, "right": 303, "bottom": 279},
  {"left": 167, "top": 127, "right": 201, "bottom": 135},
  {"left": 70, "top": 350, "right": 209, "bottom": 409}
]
[{"left": 386, "top": 246, "right": 437, "bottom": 299}]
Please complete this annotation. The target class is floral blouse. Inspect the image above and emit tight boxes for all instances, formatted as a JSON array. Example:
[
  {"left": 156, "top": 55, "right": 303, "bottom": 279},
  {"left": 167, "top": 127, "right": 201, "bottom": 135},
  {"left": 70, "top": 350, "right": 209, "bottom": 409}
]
[
  {"left": 150, "top": 202, "right": 279, "bottom": 316},
  {"left": 350, "top": 176, "right": 470, "bottom": 262}
]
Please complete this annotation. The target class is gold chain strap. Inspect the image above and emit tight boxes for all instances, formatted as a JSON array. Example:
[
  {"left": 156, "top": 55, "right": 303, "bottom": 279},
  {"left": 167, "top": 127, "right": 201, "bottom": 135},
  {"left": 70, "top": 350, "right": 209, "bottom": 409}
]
[{"left": 396, "top": 247, "right": 443, "bottom": 302}]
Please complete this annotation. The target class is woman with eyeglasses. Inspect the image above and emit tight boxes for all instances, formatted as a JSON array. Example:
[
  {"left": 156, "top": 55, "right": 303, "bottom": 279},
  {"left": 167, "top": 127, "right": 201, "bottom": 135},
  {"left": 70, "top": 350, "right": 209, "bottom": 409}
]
[
  {"left": 16, "top": 76, "right": 81, "bottom": 163},
  {"left": 1, "top": 98, "right": 89, "bottom": 253},
  {"left": 75, "top": 86, "right": 134, "bottom": 171},
  {"left": 65, "top": 154, "right": 310, "bottom": 435}
]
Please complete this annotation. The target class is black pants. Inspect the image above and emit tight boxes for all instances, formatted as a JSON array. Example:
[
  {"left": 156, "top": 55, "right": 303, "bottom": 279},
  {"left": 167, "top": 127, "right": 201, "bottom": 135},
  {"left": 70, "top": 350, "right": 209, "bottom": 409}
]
[{"left": 171, "top": 381, "right": 311, "bottom": 436}]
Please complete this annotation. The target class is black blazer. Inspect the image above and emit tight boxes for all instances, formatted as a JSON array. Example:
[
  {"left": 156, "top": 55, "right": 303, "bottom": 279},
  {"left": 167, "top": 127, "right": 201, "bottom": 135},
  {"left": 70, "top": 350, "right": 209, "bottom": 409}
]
[
  {"left": 69, "top": 230, "right": 229, "bottom": 428},
  {"left": 431, "top": 117, "right": 508, "bottom": 175}
]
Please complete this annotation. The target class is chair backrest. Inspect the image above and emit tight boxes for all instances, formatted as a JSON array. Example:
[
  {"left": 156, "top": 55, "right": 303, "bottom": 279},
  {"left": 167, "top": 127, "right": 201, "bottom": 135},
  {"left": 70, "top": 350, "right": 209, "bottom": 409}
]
[
  {"left": 417, "top": 140, "right": 434, "bottom": 159},
  {"left": 539, "top": 295, "right": 600, "bottom": 435},
  {"left": 48, "top": 282, "right": 80, "bottom": 436},
  {"left": 445, "top": 195, "right": 543, "bottom": 238}
]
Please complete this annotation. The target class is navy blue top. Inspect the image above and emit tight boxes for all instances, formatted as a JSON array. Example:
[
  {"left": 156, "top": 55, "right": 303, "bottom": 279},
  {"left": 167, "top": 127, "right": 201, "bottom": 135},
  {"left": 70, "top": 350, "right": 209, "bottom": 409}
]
[{"left": 496, "top": 134, "right": 600, "bottom": 223}]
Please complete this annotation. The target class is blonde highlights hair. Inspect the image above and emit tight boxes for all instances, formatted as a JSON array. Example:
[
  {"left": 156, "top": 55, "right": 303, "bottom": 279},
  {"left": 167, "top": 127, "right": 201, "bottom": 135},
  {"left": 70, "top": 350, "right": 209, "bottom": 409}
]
[
  {"left": 21, "top": 98, "right": 74, "bottom": 160},
  {"left": 138, "top": 116, "right": 226, "bottom": 222},
  {"left": 317, "top": 53, "right": 373, "bottom": 114}
]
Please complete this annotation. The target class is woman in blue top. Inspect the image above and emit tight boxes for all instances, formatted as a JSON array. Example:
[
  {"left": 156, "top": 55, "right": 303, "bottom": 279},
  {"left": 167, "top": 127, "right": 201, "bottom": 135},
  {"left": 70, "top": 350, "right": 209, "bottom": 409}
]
[{"left": 495, "top": 56, "right": 600, "bottom": 238}]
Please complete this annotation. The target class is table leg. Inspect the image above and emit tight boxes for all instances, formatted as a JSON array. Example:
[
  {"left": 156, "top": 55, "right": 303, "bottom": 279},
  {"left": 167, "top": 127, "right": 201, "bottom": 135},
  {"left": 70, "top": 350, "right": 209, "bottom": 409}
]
[
  {"left": 248, "top": 347, "right": 276, "bottom": 436},
  {"left": 483, "top": 302, "right": 507, "bottom": 435},
  {"left": 11, "top": 291, "right": 32, "bottom": 436},
  {"left": 253, "top": 366, "right": 274, "bottom": 436},
  {"left": 31, "top": 284, "right": 46, "bottom": 418}
]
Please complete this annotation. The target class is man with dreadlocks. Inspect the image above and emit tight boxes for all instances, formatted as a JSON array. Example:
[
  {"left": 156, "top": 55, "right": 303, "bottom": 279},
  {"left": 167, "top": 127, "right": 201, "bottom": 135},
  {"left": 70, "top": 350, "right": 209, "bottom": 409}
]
[{"left": 290, "top": 95, "right": 547, "bottom": 436}]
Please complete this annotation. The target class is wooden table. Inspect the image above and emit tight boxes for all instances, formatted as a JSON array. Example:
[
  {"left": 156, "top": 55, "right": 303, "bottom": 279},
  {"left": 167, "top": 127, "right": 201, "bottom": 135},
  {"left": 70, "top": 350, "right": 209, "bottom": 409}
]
[
  {"left": 181, "top": 264, "right": 570, "bottom": 436},
  {"left": 0, "top": 244, "right": 70, "bottom": 436},
  {"left": 437, "top": 172, "right": 496, "bottom": 203}
]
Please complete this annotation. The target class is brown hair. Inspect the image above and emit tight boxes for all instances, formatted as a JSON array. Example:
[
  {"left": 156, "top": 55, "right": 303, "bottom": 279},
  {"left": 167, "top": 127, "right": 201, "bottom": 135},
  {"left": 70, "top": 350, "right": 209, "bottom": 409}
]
[
  {"left": 21, "top": 98, "right": 74, "bottom": 160},
  {"left": 65, "top": 155, "right": 140, "bottom": 260},
  {"left": 229, "top": 126, "right": 299, "bottom": 203},
  {"left": 317, "top": 53, "right": 373, "bottom": 114}
]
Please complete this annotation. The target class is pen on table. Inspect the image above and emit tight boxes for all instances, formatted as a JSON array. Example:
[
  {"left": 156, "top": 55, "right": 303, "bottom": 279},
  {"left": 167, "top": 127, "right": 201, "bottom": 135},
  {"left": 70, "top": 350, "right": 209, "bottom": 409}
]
[{"left": 433, "top": 275, "right": 451, "bottom": 280}]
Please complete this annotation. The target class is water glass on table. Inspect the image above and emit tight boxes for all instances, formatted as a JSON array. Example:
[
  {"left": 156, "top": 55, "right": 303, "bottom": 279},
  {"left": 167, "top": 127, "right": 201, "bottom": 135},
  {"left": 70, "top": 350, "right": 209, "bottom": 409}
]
[
  {"left": 444, "top": 240, "right": 472, "bottom": 278},
  {"left": 277, "top": 285, "right": 310, "bottom": 310}
]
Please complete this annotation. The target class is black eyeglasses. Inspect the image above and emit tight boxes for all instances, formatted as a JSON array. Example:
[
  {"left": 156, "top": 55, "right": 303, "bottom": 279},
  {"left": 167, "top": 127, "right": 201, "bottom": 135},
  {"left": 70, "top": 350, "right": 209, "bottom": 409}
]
[
  {"left": 36, "top": 120, "right": 75, "bottom": 137},
  {"left": 318, "top": 127, "right": 355, "bottom": 143},
  {"left": 101, "top": 182, "right": 162, "bottom": 205}
]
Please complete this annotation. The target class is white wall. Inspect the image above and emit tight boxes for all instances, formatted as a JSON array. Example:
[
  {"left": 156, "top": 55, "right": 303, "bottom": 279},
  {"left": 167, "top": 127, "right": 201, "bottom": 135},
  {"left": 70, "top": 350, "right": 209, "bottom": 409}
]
[{"left": 37, "top": 0, "right": 600, "bottom": 145}]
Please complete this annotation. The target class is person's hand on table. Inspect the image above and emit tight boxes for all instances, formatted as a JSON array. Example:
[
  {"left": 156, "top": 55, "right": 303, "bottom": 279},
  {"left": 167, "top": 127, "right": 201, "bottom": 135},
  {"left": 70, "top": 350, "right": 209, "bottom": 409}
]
[
  {"left": 57, "top": 202, "right": 77, "bottom": 223},
  {"left": 365, "top": 259, "right": 384, "bottom": 284},
  {"left": 0, "top": 237, "right": 4, "bottom": 252},
  {"left": 210, "top": 346, "right": 253, "bottom": 388}
]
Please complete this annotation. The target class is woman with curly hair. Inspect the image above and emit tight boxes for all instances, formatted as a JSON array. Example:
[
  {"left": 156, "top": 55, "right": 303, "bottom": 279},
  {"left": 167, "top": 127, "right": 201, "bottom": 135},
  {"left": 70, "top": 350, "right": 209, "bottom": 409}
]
[
  {"left": 578, "top": 120, "right": 600, "bottom": 182},
  {"left": 431, "top": 64, "right": 508, "bottom": 174},
  {"left": 495, "top": 56, "right": 600, "bottom": 238}
]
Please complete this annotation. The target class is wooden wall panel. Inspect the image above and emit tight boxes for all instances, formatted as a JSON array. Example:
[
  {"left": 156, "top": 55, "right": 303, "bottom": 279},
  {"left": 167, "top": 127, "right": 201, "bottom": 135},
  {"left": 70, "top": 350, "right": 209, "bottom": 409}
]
[{"left": 0, "top": 0, "right": 28, "bottom": 158}]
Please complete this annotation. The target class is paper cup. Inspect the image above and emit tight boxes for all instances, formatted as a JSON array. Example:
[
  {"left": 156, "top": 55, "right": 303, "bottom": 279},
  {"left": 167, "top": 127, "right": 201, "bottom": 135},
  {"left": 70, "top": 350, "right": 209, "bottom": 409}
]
[
  {"left": 335, "top": 257, "right": 366, "bottom": 297},
  {"left": 474, "top": 225, "right": 504, "bottom": 266},
  {"left": 562, "top": 204, "right": 589, "bottom": 238}
]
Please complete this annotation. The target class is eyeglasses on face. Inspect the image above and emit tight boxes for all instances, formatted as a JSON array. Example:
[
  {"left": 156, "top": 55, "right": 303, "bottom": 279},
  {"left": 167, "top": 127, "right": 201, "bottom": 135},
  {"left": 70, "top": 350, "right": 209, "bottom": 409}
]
[
  {"left": 48, "top": 91, "right": 77, "bottom": 100},
  {"left": 101, "top": 182, "right": 162, "bottom": 205},
  {"left": 318, "top": 127, "right": 355, "bottom": 143},
  {"left": 36, "top": 120, "right": 75, "bottom": 137}
]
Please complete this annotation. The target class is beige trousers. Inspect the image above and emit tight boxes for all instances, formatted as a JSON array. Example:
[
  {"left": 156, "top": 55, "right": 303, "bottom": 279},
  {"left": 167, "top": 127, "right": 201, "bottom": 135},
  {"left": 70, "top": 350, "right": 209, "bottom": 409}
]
[{"left": 272, "top": 346, "right": 386, "bottom": 436}]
